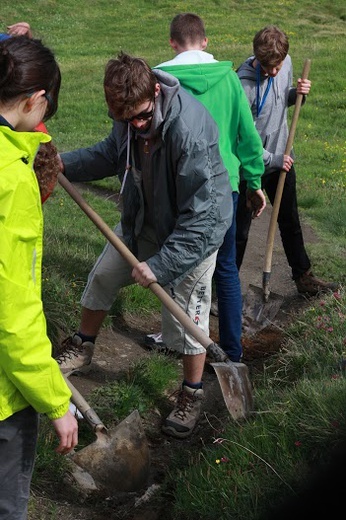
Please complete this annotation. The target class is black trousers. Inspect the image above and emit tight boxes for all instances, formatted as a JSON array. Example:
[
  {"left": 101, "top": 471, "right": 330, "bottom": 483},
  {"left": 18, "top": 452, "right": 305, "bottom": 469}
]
[
  {"left": 0, "top": 407, "right": 39, "bottom": 520},
  {"left": 236, "top": 166, "right": 311, "bottom": 280}
]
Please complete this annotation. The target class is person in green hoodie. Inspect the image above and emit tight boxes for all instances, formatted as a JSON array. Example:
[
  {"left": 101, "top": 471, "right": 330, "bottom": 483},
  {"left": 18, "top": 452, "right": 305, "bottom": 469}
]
[
  {"left": 148, "top": 12, "right": 266, "bottom": 363},
  {"left": 0, "top": 36, "right": 78, "bottom": 519}
]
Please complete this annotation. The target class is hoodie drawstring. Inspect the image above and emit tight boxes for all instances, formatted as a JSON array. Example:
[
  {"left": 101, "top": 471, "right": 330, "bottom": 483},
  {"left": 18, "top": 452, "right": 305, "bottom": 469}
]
[{"left": 120, "top": 124, "right": 131, "bottom": 195}]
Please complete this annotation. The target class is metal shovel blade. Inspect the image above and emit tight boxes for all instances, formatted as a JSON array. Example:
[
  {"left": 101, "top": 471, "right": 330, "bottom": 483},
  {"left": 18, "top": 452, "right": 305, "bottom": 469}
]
[
  {"left": 72, "top": 410, "right": 150, "bottom": 493},
  {"left": 206, "top": 343, "right": 253, "bottom": 420},
  {"left": 210, "top": 362, "right": 253, "bottom": 420},
  {"left": 242, "top": 284, "right": 284, "bottom": 336}
]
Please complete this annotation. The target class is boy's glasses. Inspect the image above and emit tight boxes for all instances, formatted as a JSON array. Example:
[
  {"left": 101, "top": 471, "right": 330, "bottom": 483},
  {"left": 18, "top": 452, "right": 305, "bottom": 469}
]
[{"left": 121, "top": 99, "right": 155, "bottom": 123}]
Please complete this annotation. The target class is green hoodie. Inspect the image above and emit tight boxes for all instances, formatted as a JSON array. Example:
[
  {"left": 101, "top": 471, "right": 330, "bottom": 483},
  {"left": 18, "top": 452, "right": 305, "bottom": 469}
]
[{"left": 157, "top": 61, "right": 264, "bottom": 192}]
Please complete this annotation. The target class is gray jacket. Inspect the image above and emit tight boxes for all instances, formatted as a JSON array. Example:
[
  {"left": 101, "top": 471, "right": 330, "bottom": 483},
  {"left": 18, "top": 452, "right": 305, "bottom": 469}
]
[
  {"left": 62, "top": 69, "right": 232, "bottom": 286},
  {"left": 237, "top": 55, "right": 300, "bottom": 174}
]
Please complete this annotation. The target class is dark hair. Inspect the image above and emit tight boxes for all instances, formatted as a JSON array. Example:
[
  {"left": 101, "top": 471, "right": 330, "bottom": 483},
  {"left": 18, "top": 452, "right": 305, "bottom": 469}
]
[
  {"left": 253, "top": 25, "right": 289, "bottom": 67},
  {"left": 170, "top": 13, "right": 206, "bottom": 46},
  {"left": 104, "top": 52, "right": 157, "bottom": 120},
  {"left": 0, "top": 36, "right": 61, "bottom": 121}
]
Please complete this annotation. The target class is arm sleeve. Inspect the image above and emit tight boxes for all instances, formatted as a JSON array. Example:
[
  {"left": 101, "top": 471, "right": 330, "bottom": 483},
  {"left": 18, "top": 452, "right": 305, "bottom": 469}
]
[
  {"left": 236, "top": 82, "right": 264, "bottom": 190},
  {"left": 61, "top": 121, "right": 126, "bottom": 182}
]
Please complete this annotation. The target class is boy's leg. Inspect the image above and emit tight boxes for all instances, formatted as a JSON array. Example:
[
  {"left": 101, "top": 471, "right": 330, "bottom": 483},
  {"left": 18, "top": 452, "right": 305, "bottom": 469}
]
[
  {"left": 263, "top": 169, "right": 338, "bottom": 295},
  {"left": 214, "top": 192, "right": 243, "bottom": 362},
  {"left": 263, "top": 167, "right": 311, "bottom": 280},
  {"left": 236, "top": 180, "right": 253, "bottom": 270},
  {"left": 57, "top": 224, "right": 158, "bottom": 374},
  {"left": 161, "top": 252, "right": 217, "bottom": 438}
]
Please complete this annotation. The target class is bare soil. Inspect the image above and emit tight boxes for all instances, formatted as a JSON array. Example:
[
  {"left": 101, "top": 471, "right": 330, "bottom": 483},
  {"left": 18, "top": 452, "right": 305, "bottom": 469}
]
[{"left": 30, "top": 204, "right": 320, "bottom": 520}]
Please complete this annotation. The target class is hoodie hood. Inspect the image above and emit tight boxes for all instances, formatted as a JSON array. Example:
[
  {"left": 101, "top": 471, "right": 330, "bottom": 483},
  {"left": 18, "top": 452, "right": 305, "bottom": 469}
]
[
  {"left": 237, "top": 55, "right": 294, "bottom": 172},
  {"left": 158, "top": 61, "right": 234, "bottom": 96},
  {"left": 155, "top": 60, "right": 264, "bottom": 192},
  {"left": 156, "top": 49, "right": 217, "bottom": 68},
  {"left": 237, "top": 56, "right": 283, "bottom": 109},
  {"left": 135, "top": 69, "right": 180, "bottom": 141},
  {"left": 236, "top": 57, "right": 257, "bottom": 81}
]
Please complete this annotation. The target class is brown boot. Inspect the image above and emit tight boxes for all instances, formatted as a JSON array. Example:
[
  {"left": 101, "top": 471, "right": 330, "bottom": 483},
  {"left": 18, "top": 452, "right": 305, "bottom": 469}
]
[
  {"left": 56, "top": 334, "right": 94, "bottom": 376},
  {"left": 295, "top": 270, "right": 339, "bottom": 297}
]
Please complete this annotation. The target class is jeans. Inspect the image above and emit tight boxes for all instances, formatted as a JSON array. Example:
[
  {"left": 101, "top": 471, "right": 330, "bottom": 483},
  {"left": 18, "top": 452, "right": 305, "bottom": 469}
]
[
  {"left": 214, "top": 192, "right": 242, "bottom": 362},
  {"left": 236, "top": 166, "right": 311, "bottom": 280},
  {"left": 0, "top": 407, "right": 39, "bottom": 520}
]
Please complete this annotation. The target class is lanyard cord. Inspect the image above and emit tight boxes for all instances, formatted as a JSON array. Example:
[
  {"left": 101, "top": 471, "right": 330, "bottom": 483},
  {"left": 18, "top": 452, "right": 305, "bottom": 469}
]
[{"left": 256, "top": 63, "right": 273, "bottom": 117}]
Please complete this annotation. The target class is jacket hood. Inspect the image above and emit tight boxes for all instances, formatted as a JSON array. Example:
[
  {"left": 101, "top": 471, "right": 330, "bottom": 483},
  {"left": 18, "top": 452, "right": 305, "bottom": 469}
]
[
  {"left": 158, "top": 61, "right": 234, "bottom": 96},
  {"left": 236, "top": 57, "right": 257, "bottom": 82},
  {"left": 0, "top": 126, "right": 51, "bottom": 171},
  {"left": 237, "top": 56, "right": 282, "bottom": 109},
  {"left": 136, "top": 69, "right": 180, "bottom": 141}
]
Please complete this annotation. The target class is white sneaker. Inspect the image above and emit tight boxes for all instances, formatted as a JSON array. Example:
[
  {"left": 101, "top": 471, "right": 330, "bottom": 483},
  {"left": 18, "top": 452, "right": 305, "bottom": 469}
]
[
  {"left": 144, "top": 332, "right": 178, "bottom": 356},
  {"left": 145, "top": 332, "right": 164, "bottom": 347}
]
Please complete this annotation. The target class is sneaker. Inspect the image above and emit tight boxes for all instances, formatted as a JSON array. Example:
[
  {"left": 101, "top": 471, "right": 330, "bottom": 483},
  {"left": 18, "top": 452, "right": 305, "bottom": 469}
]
[
  {"left": 56, "top": 333, "right": 94, "bottom": 376},
  {"left": 210, "top": 299, "right": 219, "bottom": 317},
  {"left": 162, "top": 385, "right": 204, "bottom": 439},
  {"left": 144, "top": 332, "right": 175, "bottom": 355},
  {"left": 295, "top": 270, "right": 339, "bottom": 297},
  {"left": 145, "top": 332, "right": 165, "bottom": 347}
]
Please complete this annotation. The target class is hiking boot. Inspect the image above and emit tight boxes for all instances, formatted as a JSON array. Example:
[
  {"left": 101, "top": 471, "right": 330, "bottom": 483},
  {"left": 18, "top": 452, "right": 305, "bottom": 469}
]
[
  {"left": 144, "top": 332, "right": 176, "bottom": 355},
  {"left": 295, "top": 270, "right": 339, "bottom": 297},
  {"left": 56, "top": 334, "right": 94, "bottom": 376},
  {"left": 162, "top": 385, "right": 204, "bottom": 439}
]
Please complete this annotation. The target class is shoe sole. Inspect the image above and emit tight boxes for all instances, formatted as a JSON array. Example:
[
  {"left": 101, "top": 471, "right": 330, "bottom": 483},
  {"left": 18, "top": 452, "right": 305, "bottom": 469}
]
[
  {"left": 297, "top": 288, "right": 336, "bottom": 298},
  {"left": 60, "top": 363, "right": 92, "bottom": 377},
  {"left": 144, "top": 344, "right": 181, "bottom": 357},
  {"left": 161, "top": 424, "right": 195, "bottom": 439},
  {"left": 145, "top": 341, "right": 165, "bottom": 348}
]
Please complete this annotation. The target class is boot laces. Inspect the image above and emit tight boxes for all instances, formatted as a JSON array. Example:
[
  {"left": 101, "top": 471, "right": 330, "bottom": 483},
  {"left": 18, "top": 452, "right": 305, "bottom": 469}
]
[
  {"left": 57, "top": 337, "right": 82, "bottom": 363},
  {"left": 173, "top": 390, "right": 195, "bottom": 420}
]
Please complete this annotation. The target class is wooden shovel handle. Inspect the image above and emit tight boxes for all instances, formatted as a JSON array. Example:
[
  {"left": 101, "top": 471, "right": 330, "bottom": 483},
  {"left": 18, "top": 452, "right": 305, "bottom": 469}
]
[
  {"left": 58, "top": 174, "right": 215, "bottom": 351},
  {"left": 63, "top": 373, "right": 107, "bottom": 432},
  {"left": 263, "top": 59, "right": 311, "bottom": 293}
]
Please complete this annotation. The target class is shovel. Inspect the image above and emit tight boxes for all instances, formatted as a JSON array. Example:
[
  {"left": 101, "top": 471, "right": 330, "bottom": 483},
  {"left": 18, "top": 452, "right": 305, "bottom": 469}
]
[
  {"left": 242, "top": 58, "right": 311, "bottom": 336},
  {"left": 58, "top": 173, "right": 253, "bottom": 420},
  {"left": 63, "top": 374, "right": 150, "bottom": 493}
]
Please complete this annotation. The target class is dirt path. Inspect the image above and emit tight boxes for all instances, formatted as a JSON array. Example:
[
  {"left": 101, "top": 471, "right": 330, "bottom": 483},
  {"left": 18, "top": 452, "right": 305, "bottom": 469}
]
[{"left": 31, "top": 205, "right": 320, "bottom": 520}]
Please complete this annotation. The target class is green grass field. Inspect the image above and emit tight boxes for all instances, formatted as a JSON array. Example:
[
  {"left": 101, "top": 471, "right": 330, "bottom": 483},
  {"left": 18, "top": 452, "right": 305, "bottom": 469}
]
[{"left": 1, "top": 1, "right": 345, "bottom": 518}]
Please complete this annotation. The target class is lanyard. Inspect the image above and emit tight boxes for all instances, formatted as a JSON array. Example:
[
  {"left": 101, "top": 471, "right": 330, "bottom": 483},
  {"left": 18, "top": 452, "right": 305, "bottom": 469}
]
[{"left": 256, "top": 63, "right": 273, "bottom": 117}]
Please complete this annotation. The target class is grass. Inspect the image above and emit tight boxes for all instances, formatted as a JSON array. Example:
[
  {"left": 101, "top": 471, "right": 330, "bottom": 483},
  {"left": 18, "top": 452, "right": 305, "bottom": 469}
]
[
  {"left": 171, "top": 290, "right": 346, "bottom": 519},
  {"left": 1, "top": 0, "right": 345, "bottom": 518}
]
